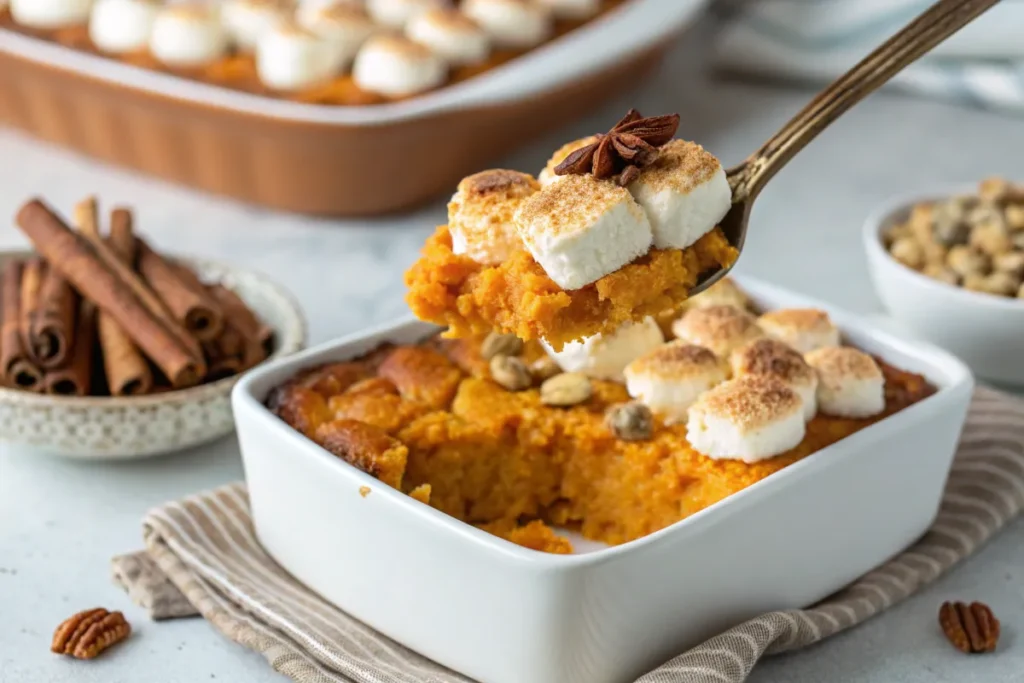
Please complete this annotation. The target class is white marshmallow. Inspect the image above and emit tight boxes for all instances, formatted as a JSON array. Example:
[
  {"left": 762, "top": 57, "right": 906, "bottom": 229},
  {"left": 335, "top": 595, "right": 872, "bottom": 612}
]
[
  {"left": 683, "top": 276, "right": 751, "bottom": 312},
  {"left": 352, "top": 34, "right": 447, "bottom": 96},
  {"left": 543, "top": 317, "right": 664, "bottom": 382},
  {"left": 513, "top": 174, "right": 653, "bottom": 290},
  {"left": 758, "top": 308, "right": 841, "bottom": 355},
  {"left": 448, "top": 170, "right": 538, "bottom": 265},
  {"left": 671, "top": 305, "right": 764, "bottom": 358},
  {"left": 367, "top": 0, "right": 446, "bottom": 29},
  {"left": 534, "top": 0, "right": 599, "bottom": 20},
  {"left": 297, "top": 2, "right": 378, "bottom": 68},
  {"left": 462, "top": 0, "right": 552, "bottom": 49},
  {"left": 406, "top": 8, "right": 490, "bottom": 66},
  {"left": 805, "top": 347, "right": 885, "bottom": 418},
  {"left": 687, "top": 376, "right": 806, "bottom": 463},
  {"left": 537, "top": 135, "right": 599, "bottom": 186},
  {"left": 88, "top": 0, "right": 159, "bottom": 54},
  {"left": 627, "top": 140, "right": 732, "bottom": 250},
  {"left": 624, "top": 341, "right": 728, "bottom": 423},
  {"left": 149, "top": 5, "right": 229, "bottom": 68},
  {"left": 221, "top": 0, "right": 291, "bottom": 51},
  {"left": 730, "top": 338, "right": 818, "bottom": 421},
  {"left": 256, "top": 23, "right": 342, "bottom": 91},
  {"left": 10, "top": 0, "right": 93, "bottom": 29}
]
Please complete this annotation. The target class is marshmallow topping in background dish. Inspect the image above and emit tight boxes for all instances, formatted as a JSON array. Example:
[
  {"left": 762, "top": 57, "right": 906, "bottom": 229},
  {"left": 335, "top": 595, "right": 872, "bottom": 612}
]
[
  {"left": 256, "top": 22, "right": 342, "bottom": 91},
  {"left": 149, "top": 4, "right": 229, "bottom": 69},
  {"left": 221, "top": 0, "right": 292, "bottom": 51},
  {"left": 542, "top": 317, "right": 664, "bottom": 382},
  {"left": 683, "top": 276, "right": 751, "bottom": 311},
  {"left": 537, "top": 136, "right": 599, "bottom": 186},
  {"left": 406, "top": 8, "right": 491, "bottom": 66},
  {"left": 624, "top": 341, "right": 728, "bottom": 424},
  {"left": 366, "top": 0, "right": 447, "bottom": 29},
  {"left": 534, "top": 0, "right": 599, "bottom": 20},
  {"left": 462, "top": 0, "right": 552, "bottom": 49},
  {"left": 730, "top": 338, "right": 818, "bottom": 421},
  {"left": 296, "top": 2, "right": 378, "bottom": 69},
  {"left": 671, "top": 304, "right": 764, "bottom": 358},
  {"left": 513, "top": 174, "right": 653, "bottom": 290},
  {"left": 352, "top": 34, "right": 447, "bottom": 97},
  {"left": 448, "top": 169, "right": 539, "bottom": 265},
  {"left": 758, "top": 308, "right": 841, "bottom": 354},
  {"left": 686, "top": 375, "right": 806, "bottom": 463},
  {"left": 805, "top": 347, "right": 885, "bottom": 419},
  {"left": 626, "top": 140, "right": 732, "bottom": 250},
  {"left": 10, "top": 0, "right": 93, "bottom": 29},
  {"left": 88, "top": 0, "right": 160, "bottom": 54}
]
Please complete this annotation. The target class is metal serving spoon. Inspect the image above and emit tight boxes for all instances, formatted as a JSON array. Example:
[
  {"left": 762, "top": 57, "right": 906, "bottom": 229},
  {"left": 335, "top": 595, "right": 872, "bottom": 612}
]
[{"left": 693, "top": 0, "right": 1002, "bottom": 296}]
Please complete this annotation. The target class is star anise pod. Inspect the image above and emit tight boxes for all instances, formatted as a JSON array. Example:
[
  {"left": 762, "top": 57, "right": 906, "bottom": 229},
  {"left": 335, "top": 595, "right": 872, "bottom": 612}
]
[{"left": 554, "top": 109, "right": 680, "bottom": 186}]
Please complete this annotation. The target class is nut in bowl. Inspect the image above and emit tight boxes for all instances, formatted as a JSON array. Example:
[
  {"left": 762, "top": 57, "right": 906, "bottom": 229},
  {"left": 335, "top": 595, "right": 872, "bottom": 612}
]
[
  {"left": 864, "top": 179, "right": 1024, "bottom": 386},
  {"left": 0, "top": 198, "right": 306, "bottom": 459}
]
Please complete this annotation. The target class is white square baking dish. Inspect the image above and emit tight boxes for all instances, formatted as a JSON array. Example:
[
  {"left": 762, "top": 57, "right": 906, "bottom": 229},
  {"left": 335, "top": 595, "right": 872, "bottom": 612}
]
[{"left": 233, "top": 275, "right": 973, "bottom": 683}]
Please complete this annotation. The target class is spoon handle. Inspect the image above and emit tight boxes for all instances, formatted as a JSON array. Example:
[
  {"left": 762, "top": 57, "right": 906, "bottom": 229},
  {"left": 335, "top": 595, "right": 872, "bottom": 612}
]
[{"left": 728, "top": 0, "right": 1001, "bottom": 202}]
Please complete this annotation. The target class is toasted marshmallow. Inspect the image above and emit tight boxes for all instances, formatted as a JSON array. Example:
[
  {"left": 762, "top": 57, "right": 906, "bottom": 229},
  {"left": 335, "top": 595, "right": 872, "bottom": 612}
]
[
  {"left": 448, "top": 170, "right": 539, "bottom": 265},
  {"left": 222, "top": 0, "right": 291, "bottom": 51},
  {"left": 462, "top": 0, "right": 552, "bottom": 49},
  {"left": 88, "top": 0, "right": 159, "bottom": 54},
  {"left": 683, "top": 276, "right": 751, "bottom": 312},
  {"left": 149, "top": 5, "right": 229, "bottom": 68},
  {"left": 758, "top": 308, "right": 841, "bottom": 355},
  {"left": 10, "top": 0, "right": 93, "bottom": 29},
  {"left": 297, "top": 3, "right": 378, "bottom": 68},
  {"left": 730, "top": 338, "right": 818, "bottom": 421},
  {"left": 543, "top": 317, "right": 664, "bottom": 382},
  {"left": 256, "top": 22, "right": 342, "bottom": 91},
  {"left": 406, "top": 8, "right": 490, "bottom": 66},
  {"left": 538, "top": 135, "right": 599, "bottom": 186},
  {"left": 514, "top": 174, "right": 653, "bottom": 290},
  {"left": 352, "top": 34, "right": 447, "bottom": 96},
  {"left": 367, "top": 0, "right": 447, "bottom": 29},
  {"left": 534, "top": 0, "right": 599, "bottom": 20},
  {"left": 805, "top": 347, "right": 885, "bottom": 418},
  {"left": 626, "top": 140, "right": 731, "bottom": 250},
  {"left": 624, "top": 341, "right": 728, "bottom": 423},
  {"left": 687, "top": 376, "right": 805, "bottom": 462},
  {"left": 671, "top": 305, "right": 764, "bottom": 358}
]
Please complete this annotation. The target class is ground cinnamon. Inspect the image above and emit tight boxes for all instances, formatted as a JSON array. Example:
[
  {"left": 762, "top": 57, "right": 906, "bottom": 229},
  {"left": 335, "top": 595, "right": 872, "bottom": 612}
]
[
  {"left": 137, "top": 241, "right": 224, "bottom": 342},
  {"left": 0, "top": 261, "right": 44, "bottom": 391},
  {"left": 76, "top": 200, "right": 154, "bottom": 396},
  {"left": 16, "top": 199, "right": 206, "bottom": 388}
]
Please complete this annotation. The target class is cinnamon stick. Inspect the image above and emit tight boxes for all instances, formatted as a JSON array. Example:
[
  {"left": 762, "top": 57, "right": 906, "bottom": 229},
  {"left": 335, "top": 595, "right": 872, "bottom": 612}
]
[
  {"left": 16, "top": 199, "right": 206, "bottom": 388},
  {"left": 1, "top": 261, "right": 44, "bottom": 391},
  {"left": 137, "top": 241, "right": 224, "bottom": 342},
  {"left": 20, "top": 256, "right": 77, "bottom": 369},
  {"left": 208, "top": 284, "right": 273, "bottom": 369},
  {"left": 203, "top": 334, "right": 245, "bottom": 381},
  {"left": 44, "top": 300, "right": 95, "bottom": 396},
  {"left": 76, "top": 200, "right": 153, "bottom": 396}
]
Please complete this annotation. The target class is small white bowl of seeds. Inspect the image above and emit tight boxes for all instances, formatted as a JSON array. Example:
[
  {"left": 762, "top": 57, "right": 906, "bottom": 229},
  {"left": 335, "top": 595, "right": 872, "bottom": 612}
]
[{"left": 864, "top": 178, "right": 1024, "bottom": 386}]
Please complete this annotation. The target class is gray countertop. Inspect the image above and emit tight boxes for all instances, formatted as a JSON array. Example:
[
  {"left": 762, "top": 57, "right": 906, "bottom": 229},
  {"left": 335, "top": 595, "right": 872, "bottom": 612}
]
[{"left": 1, "top": 27, "right": 1023, "bottom": 683}]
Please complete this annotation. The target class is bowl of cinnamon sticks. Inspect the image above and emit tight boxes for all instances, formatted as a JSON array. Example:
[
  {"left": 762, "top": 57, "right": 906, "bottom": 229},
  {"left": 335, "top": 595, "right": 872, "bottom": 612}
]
[{"left": 0, "top": 196, "right": 306, "bottom": 459}]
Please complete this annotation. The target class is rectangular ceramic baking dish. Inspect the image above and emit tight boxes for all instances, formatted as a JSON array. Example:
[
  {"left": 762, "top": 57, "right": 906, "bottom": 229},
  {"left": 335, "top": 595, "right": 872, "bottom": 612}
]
[
  {"left": 0, "top": 0, "right": 706, "bottom": 216},
  {"left": 233, "top": 275, "right": 973, "bottom": 683}
]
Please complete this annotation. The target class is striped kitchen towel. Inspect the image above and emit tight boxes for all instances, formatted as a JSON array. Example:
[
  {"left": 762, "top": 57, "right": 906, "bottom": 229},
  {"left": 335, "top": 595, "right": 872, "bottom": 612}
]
[
  {"left": 713, "top": 0, "right": 1024, "bottom": 114},
  {"left": 113, "top": 386, "right": 1024, "bottom": 683}
]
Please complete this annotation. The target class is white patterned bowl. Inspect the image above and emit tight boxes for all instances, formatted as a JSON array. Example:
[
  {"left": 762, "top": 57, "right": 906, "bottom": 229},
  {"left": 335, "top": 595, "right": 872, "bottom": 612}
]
[{"left": 0, "top": 251, "right": 306, "bottom": 459}]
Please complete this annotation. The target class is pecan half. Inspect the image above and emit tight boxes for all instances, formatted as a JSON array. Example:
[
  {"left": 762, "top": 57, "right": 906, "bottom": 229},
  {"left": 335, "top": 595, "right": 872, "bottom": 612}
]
[
  {"left": 939, "top": 601, "right": 999, "bottom": 653},
  {"left": 52, "top": 608, "right": 132, "bottom": 660},
  {"left": 554, "top": 109, "right": 681, "bottom": 185}
]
